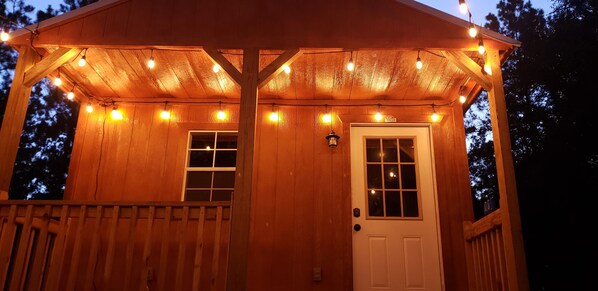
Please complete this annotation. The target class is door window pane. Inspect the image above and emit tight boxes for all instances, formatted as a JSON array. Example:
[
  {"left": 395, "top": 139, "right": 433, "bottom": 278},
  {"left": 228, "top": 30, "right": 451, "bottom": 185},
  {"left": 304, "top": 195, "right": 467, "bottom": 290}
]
[{"left": 368, "top": 190, "right": 384, "bottom": 217}]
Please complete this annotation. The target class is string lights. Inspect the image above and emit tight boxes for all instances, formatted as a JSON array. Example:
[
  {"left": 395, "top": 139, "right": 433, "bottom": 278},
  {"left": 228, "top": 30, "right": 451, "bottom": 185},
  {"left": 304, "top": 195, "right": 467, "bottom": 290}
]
[
  {"left": 66, "top": 83, "right": 75, "bottom": 100},
  {"left": 54, "top": 68, "right": 62, "bottom": 86},
  {"left": 111, "top": 106, "right": 123, "bottom": 120},
  {"left": 374, "top": 104, "right": 383, "bottom": 122},
  {"left": 212, "top": 63, "right": 221, "bottom": 73},
  {"left": 347, "top": 51, "right": 355, "bottom": 71},
  {"left": 322, "top": 105, "right": 332, "bottom": 123},
  {"left": 459, "top": 85, "right": 467, "bottom": 104},
  {"left": 269, "top": 103, "right": 280, "bottom": 122},
  {"left": 147, "top": 49, "right": 155, "bottom": 69},
  {"left": 86, "top": 102, "right": 94, "bottom": 113},
  {"left": 458, "top": 0, "right": 468, "bottom": 14},
  {"left": 160, "top": 101, "right": 171, "bottom": 120},
  {"left": 416, "top": 50, "right": 423, "bottom": 70},
  {"left": 282, "top": 64, "right": 291, "bottom": 74},
  {"left": 1, "top": 27, "right": 9, "bottom": 42},
  {"left": 430, "top": 105, "right": 440, "bottom": 123},
  {"left": 216, "top": 101, "right": 227, "bottom": 120},
  {"left": 78, "top": 49, "right": 87, "bottom": 67}
]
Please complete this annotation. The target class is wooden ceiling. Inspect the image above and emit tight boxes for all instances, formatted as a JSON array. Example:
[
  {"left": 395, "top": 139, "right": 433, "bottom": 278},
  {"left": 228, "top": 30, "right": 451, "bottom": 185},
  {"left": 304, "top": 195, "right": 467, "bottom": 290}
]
[{"left": 54, "top": 48, "right": 475, "bottom": 103}]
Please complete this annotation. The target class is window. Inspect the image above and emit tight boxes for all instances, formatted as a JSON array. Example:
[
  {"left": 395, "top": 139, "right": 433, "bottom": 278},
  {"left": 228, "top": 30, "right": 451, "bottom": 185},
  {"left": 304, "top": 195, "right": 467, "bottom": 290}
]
[
  {"left": 183, "top": 131, "right": 237, "bottom": 201},
  {"left": 364, "top": 137, "right": 420, "bottom": 218}
]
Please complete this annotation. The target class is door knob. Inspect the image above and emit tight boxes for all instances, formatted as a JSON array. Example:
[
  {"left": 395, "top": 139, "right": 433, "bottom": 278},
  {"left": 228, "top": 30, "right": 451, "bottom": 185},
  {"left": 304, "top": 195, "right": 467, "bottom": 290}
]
[{"left": 354, "top": 224, "right": 361, "bottom": 231}]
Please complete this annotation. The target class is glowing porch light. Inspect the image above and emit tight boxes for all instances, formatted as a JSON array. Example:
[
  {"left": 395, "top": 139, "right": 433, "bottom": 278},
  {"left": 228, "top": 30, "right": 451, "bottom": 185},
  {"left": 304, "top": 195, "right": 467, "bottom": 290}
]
[
  {"left": 86, "top": 103, "right": 93, "bottom": 113},
  {"left": 217, "top": 110, "right": 227, "bottom": 120},
  {"left": 282, "top": 64, "right": 291, "bottom": 74},
  {"left": 269, "top": 111, "right": 279, "bottom": 122},
  {"left": 416, "top": 50, "right": 423, "bottom": 70},
  {"left": 478, "top": 38, "right": 486, "bottom": 55},
  {"left": 468, "top": 24, "right": 478, "bottom": 38},
  {"left": 147, "top": 56, "right": 155, "bottom": 69},
  {"left": 0, "top": 28, "right": 9, "bottom": 42},
  {"left": 54, "top": 75, "right": 62, "bottom": 86},
  {"left": 459, "top": 0, "right": 468, "bottom": 14},
  {"left": 160, "top": 109, "right": 171, "bottom": 120},
  {"left": 111, "top": 108, "right": 123, "bottom": 120},
  {"left": 347, "top": 58, "right": 355, "bottom": 71},
  {"left": 66, "top": 91, "right": 75, "bottom": 100},
  {"left": 483, "top": 63, "right": 492, "bottom": 75},
  {"left": 322, "top": 113, "right": 332, "bottom": 124},
  {"left": 374, "top": 112, "right": 383, "bottom": 122},
  {"left": 431, "top": 112, "right": 440, "bottom": 122},
  {"left": 78, "top": 51, "right": 87, "bottom": 67},
  {"left": 212, "top": 64, "right": 221, "bottom": 73},
  {"left": 459, "top": 95, "right": 467, "bottom": 104}
]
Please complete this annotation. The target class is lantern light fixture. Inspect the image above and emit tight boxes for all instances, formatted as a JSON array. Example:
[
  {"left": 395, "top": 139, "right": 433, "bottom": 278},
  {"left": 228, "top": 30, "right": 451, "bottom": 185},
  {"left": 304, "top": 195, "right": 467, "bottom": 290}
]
[{"left": 326, "top": 130, "right": 340, "bottom": 148}]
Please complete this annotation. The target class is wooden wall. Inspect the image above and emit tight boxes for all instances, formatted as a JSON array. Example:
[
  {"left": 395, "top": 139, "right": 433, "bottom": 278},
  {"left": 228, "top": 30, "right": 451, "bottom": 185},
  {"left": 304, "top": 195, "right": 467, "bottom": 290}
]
[{"left": 65, "top": 102, "right": 473, "bottom": 291}]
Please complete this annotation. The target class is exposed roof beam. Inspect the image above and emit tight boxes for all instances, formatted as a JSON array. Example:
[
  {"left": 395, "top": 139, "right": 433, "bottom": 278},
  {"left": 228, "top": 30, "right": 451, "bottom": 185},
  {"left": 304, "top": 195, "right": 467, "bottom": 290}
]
[
  {"left": 258, "top": 49, "right": 302, "bottom": 88},
  {"left": 441, "top": 50, "right": 492, "bottom": 91},
  {"left": 203, "top": 48, "right": 242, "bottom": 86},
  {"left": 23, "top": 47, "right": 82, "bottom": 87}
]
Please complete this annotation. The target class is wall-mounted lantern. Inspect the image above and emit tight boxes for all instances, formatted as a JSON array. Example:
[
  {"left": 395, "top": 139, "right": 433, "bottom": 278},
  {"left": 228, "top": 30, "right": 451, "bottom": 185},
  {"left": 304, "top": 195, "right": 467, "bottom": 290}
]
[{"left": 326, "top": 130, "right": 340, "bottom": 148}]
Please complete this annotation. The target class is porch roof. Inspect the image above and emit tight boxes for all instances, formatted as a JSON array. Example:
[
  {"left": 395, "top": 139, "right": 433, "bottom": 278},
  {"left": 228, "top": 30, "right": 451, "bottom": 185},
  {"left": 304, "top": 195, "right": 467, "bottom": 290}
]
[{"left": 6, "top": 0, "right": 520, "bottom": 106}]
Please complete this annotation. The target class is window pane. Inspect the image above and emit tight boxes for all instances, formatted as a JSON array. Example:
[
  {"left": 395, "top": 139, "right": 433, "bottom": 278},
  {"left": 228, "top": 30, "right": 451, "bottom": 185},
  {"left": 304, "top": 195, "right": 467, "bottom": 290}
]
[
  {"left": 217, "top": 133, "right": 238, "bottom": 149},
  {"left": 382, "top": 139, "right": 398, "bottom": 162},
  {"left": 403, "top": 191, "right": 419, "bottom": 217},
  {"left": 399, "top": 139, "right": 415, "bottom": 162},
  {"left": 384, "top": 165, "right": 400, "bottom": 189},
  {"left": 213, "top": 171, "right": 235, "bottom": 188},
  {"left": 385, "top": 191, "right": 402, "bottom": 217},
  {"left": 400, "top": 165, "right": 417, "bottom": 189},
  {"left": 185, "top": 190, "right": 210, "bottom": 201},
  {"left": 186, "top": 171, "right": 212, "bottom": 188},
  {"left": 215, "top": 151, "right": 237, "bottom": 167},
  {"left": 368, "top": 190, "right": 383, "bottom": 217},
  {"left": 189, "top": 151, "right": 213, "bottom": 167},
  {"left": 212, "top": 190, "right": 233, "bottom": 201},
  {"left": 366, "top": 139, "right": 381, "bottom": 162},
  {"left": 367, "top": 164, "right": 383, "bottom": 189},
  {"left": 191, "top": 133, "right": 215, "bottom": 149}
]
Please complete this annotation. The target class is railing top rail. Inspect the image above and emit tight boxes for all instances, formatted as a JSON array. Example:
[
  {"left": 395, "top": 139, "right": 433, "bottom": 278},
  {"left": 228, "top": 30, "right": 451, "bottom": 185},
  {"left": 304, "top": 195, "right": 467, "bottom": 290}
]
[{"left": 0, "top": 200, "right": 231, "bottom": 207}]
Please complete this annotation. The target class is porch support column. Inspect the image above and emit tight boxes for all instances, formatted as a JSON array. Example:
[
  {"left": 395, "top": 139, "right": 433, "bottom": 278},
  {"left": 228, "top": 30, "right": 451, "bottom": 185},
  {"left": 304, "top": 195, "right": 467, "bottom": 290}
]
[
  {"left": 226, "top": 48, "right": 259, "bottom": 291},
  {"left": 486, "top": 49, "right": 529, "bottom": 291},
  {"left": 0, "top": 46, "right": 37, "bottom": 199}
]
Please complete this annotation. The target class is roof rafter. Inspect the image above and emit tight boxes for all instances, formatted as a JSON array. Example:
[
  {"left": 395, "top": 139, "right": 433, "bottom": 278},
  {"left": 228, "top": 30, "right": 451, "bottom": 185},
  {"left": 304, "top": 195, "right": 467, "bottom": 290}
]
[{"left": 441, "top": 50, "right": 492, "bottom": 91}]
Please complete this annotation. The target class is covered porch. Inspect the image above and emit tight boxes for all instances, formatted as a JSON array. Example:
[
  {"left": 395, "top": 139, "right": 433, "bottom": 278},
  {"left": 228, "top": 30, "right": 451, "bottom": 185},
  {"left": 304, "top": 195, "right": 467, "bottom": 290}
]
[{"left": 0, "top": 0, "right": 528, "bottom": 290}]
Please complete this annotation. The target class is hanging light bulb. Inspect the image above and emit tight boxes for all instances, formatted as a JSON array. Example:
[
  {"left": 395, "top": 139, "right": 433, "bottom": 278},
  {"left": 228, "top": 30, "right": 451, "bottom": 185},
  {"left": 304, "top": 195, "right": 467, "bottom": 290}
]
[
  {"left": 374, "top": 104, "right": 383, "bottom": 121},
  {"left": 459, "top": 0, "right": 468, "bottom": 14},
  {"left": 416, "top": 50, "right": 423, "bottom": 70},
  {"left": 212, "top": 64, "right": 221, "bottom": 73},
  {"left": 67, "top": 91, "right": 75, "bottom": 100},
  {"left": 147, "top": 49, "right": 155, "bottom": 69},
  {"left": 78, "top": 49, "right": 87, "bottom": 67},
  {"left": 54, "top": 69, "right": 62, "bottom": 86},
  {"left": 111, "top": 107, "right": 123, "bottom": 120},
  {"left": 459, "top": 85, "right": 467, "bottom": 104},
  {"left": 216, "top": 101, "right": 227, "bottom": 120},
  {"left": 468, "top": 23, "right": 478, "bottom": 38},
  {"left": 160, "top": 101, "right": 171, "bottom": 120},
  {"left": 478, "top": 38, "right": 485, "bottom": 55},
  {"left": 282, "top": 64, "right": 291, "bottom": 74},
  {"left": 86, "top": 103, "right": 94, "bottom": 113},
  {"left": 431, "top": 106, "right": 440, "bottom": 122},
  {"left": 269, "top": 104, "right": 279, "bottom": 122},
  {"left": 1, "top": 27, "right": 10, "bottom": 42},
  {"left": 322, "top": 113, "right": 332, "bottom": 123},
  {"left": 347, "top": 51, "right": 355, "bottom": 71}
]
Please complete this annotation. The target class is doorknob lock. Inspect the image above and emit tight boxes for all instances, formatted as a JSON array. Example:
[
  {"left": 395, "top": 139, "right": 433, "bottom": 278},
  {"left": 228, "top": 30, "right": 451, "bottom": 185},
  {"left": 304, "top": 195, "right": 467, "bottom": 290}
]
[{"left": 354, "top": 224, "right": 361, "bottom": 231}]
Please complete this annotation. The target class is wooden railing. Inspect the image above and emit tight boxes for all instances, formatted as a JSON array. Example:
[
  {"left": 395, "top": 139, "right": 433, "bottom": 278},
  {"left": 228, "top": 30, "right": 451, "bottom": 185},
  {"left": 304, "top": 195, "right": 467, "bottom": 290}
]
[
  {"left": 463, "top": 209, "right": 508, "bottom": 291},
  {"left": 0, "top": 201, "right": 231, "bottom": 291}
]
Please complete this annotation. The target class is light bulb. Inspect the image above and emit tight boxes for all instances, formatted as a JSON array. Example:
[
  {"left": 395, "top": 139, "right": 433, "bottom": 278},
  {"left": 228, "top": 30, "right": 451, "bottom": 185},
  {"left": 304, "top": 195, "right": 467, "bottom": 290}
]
[
  {"left": 459, "top": 0, "right": 468, "bottom": 14},
  {"left": 459, "top": 95, "right": 467, "bottom": 104},
  {"left": 78, "top": 56, "right": 86, "bottom": 67},
  {"left": 431, "top": 112, "right": 440, "bottom": 122},
  {"left": 217, "top": 110, "right": 227, "bottom": 120},
  {"left": 212, "top": 64, "right": 221, "bottom": 73},
  {"left": 478, "top": 40, "right": 485, "bottom": 55},
  {"left": 322, "top": 113, "right": 332, "bottom": 123},
  {"left": 269, "top": 111, "right": 279, "bottom": 122},
  {"left": 111, "top": 108, "right": 123, "bottom": 120},
  {"left": 282, "top": 64, "right": 291, "bottom": 74},
  {"left": 160, "top": 110, "right": 171, "bottom": 120},
  {"left": 147, "top": 57, "right": 155, "bottom": 69},
  {"left": 484, "top": 63, "right": 492, "bottom": 75},
  {"left": 86, "top": 103, "right": 93, "bottom": 113},
  {"left": 416, "top": 57, "right": 423, "bottom": 70},
  {"left": 54, "top": 76, "right": 62, "bottom": 86},
  {"left": 67, "top": 91, "right": 75, "bottom": 100},
  {"left": 347, "top": 59, "right": 355, "bottom": 71},
  {"left": 374, "top": 112, "right": 383, "bottom": 121},
  {"left": 469, "top": 26, "right": 478, "bottom": 38},
  {"left": 1, "top": 30, "right": 9, "bottom": 42}
]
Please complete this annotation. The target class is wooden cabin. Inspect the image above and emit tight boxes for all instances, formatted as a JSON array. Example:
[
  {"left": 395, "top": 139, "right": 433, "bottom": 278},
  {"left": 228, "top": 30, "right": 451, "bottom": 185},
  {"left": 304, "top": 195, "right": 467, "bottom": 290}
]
[{"left": 0, "top": 0, "right": 529, "bottom": 290}]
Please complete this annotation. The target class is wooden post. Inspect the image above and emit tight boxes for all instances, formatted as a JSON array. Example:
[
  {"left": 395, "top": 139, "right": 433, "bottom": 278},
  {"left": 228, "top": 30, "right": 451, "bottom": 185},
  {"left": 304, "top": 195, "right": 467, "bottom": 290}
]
[
  {"left": 486, "top": 49, "right": 530, "bottom": 291},
  {"left": 226, "top": 48, "right": 259, "bottom": 291},
  {"left": 0, "top": 46, "right": 37, "bottom": 198}
]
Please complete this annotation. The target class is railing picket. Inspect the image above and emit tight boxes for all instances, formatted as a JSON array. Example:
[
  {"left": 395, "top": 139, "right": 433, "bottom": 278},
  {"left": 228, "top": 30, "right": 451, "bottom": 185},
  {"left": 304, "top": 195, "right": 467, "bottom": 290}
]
[
  {"left": 175, "top": 206, "right": 190, "bottom": 290},
  {"left": 192, "top": 206, "right": 206, "bottom": 291},
  {"left": 26, "top": 205, "right": 52, "bottom": 291},
  {"left": 103, "top": 206, "right": 120, "bottom": 287},
  {"left": 66, "top": 205, "right": 87, "bottom": 291},
  {"left": 45, "top": 205, "right": 70, "bottom": 291},
  {"left": 140, "top": 206, "right": 155, "bottom": 291},
  {"left": 84, "top": 205, "right": 103, "bottom": 291},
  {"left": 210, "top": 206, "right": 224, "bottom": 291},
  {"left": 157, "top": 206, "right": 173, "bottom": 291},
  {"left": 9, "top": 204, "right": 34, "bottom": 291},
  {"left": 123, "top": 206, "right": 139, "bottom": 290},
  {"left": 0, "top": 205, "right": 18, "bottom": 288}
]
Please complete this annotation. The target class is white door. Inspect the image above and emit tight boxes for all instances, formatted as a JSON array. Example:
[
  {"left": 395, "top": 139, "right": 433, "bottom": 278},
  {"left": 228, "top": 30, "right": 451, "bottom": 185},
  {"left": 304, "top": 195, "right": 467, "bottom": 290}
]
[{"left": 351, "top": 125, "right": 444, "bottom": 291}]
